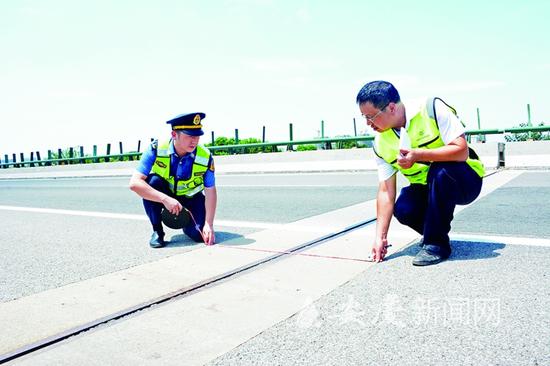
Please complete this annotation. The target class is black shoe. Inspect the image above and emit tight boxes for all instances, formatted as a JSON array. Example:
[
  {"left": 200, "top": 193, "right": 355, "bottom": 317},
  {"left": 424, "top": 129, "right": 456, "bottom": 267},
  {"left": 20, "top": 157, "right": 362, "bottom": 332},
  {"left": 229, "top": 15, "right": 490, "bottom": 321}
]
[
  {"left": 149, "top": 231, "right": 166, "bottom": 248},
  {"left": 412, "top": 245, "right": 450, "bottom": 266}
]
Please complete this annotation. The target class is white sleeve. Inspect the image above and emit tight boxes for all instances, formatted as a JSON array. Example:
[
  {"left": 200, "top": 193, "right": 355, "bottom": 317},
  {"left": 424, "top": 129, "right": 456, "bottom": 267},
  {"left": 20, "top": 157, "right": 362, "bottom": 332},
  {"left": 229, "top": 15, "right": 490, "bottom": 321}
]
[
  {"left": 435, "top": 99, "right": 466, "bottom": 145},
  {"left": 375, "top": 155, "right": 397, "bottom": 182}
]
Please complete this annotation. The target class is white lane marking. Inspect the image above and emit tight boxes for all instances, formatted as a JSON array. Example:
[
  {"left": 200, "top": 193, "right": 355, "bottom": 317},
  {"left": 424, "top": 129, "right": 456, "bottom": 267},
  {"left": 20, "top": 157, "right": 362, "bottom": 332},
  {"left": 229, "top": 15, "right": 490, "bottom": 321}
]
[
  {"left": 0, "top": 205, "right": 147, "bottom": 220},
  {"left": 451, "top": 234, "right": 550, "bottom": 247},
  {"left": 0, "top": 205, "right": 279, "bottom": 229}
]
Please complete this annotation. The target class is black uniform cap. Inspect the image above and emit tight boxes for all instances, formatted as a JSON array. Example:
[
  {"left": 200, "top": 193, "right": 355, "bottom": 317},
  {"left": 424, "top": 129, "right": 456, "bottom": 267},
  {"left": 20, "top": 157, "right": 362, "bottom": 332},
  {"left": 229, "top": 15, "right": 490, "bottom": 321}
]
[{"left": 166, "top": 112, "right": 205, "bottom": 136}]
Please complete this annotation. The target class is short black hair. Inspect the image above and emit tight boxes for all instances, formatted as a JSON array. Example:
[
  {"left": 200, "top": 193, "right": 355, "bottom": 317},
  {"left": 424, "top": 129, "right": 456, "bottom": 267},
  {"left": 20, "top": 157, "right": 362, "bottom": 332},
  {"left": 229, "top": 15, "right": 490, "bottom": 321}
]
[{"left": 356, "top": 80, "right": 401, "bottom": 109}]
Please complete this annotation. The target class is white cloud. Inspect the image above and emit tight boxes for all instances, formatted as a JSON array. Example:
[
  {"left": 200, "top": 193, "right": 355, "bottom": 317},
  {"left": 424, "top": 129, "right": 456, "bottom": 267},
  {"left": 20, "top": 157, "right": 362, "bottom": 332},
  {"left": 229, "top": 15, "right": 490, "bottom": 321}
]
[
  {"left": 439, "top": 80, "right": 506, "bottom": 93},
  {"left": 295, "top": 5, "right": 312, "bottom": 23},
  {"left": 243, "top": 57, "right": 337, "bottom": 73},
  {"left": 223, "top": 0, "right": 275, "bottom": 6},
  {"left": 357, "top": 76, "right": 505, "bottom": 94}
]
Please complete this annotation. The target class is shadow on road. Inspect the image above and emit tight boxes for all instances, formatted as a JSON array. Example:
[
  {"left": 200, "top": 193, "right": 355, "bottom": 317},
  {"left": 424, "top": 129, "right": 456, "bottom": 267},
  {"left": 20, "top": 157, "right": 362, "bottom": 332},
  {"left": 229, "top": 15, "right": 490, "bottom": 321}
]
[
  {"left": 166, "top": 231, "right": 254, "bottom": 247},
  {"left": 385, "top": 240, "right": 505, "bottom": 262}
]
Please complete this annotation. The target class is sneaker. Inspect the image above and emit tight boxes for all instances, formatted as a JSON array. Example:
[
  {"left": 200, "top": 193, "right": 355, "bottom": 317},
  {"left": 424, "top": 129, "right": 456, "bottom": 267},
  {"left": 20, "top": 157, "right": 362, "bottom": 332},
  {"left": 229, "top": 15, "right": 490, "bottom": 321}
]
[
  {"left": 412, "top": 245, "right": 450, "bottom": 266},
  {"left": 149, "top": 231, "right": 166, "bottom": 248}
]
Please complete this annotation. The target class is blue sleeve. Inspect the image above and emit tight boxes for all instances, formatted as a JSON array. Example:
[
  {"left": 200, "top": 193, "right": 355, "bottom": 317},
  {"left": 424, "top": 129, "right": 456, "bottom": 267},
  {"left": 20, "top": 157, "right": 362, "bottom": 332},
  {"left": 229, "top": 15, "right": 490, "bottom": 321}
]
[
  {"left": 203, "top": 156, "right": 216, "bottom": 187},
  {"left": 136, "top": 144, "right": 156, "bottom": 176}
]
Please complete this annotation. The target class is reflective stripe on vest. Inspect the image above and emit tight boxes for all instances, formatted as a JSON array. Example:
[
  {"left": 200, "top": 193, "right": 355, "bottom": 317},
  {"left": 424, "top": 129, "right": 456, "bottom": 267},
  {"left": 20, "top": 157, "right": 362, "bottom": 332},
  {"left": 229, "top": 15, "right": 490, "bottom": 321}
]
[
  {"left": 151, "top": 140, "right": 211, "bottom": 197},
  {"left": 374, "top": 98, "right": 485, "bottom": 184}
]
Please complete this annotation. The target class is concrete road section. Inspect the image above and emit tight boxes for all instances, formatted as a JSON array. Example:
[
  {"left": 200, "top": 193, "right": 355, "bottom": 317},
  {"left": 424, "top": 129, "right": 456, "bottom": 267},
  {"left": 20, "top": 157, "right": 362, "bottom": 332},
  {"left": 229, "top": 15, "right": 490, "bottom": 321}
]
[
  {"left": 0, "top": 200, "right": 381, "bottom": 360},
  {"left": 1, "top": 143, "right": 549, "bottom": 365},
  {"left": 453, "top": 171, "right": 550, "bottom": 238},
  {"left": 4, "top": 169, "right": 543, "bottom": 365},
  {"left": 0, "top": 172, "right": 378, "bottom": 302},
  {"left": 208, "top": 237, "right": 550, "bottom": 366}
]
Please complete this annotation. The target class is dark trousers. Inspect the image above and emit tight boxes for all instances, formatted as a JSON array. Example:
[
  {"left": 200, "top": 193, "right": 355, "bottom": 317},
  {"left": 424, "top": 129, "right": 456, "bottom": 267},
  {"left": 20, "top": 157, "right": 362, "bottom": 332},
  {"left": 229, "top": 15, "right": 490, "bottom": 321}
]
[
  {"left": 393, "top": 162, "right": 482, "bottom": 251},
  {"left": 143, "top": 175, "right": 206, "bottom": 242}
]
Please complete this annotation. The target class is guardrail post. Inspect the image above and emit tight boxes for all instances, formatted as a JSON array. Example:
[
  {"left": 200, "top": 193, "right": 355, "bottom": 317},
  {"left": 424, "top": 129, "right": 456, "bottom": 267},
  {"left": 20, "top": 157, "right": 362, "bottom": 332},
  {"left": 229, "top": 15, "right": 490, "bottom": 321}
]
[
  {"left": 30, "top": 152, "right": 35, "bottom": 167},
  {"left": 20, "top": 153, "right": 25, "bottom": 168},
  {"left": 12, "top": 154, "right": 17, "bottom": 168},
  {"left": 79, "top": 146, "right": 84, "bottom": 164},
  {"left": 69, "top": 147, "right": 74, "bottom": 164},
  {"left": 353, "top": 118, "right": 357, "bottom": 137},
  {"left": 57, "top": 148, "right": 63, "bottom": 165},
  {"left": 93, "top": 145, "right": 98, "bottom": 163},
  {"left": 211, "top": 131, "right": 215, "bottom": 145},
  {"left": 118, "top": 142, "right": 123, "bottom": 162},
  {"left": 131, "top": 141, "right": 140, "bottom": 161},
  {"left": 106, "top": 143, "right": 111, "bottom": 162},
  {"left": 476, "top": 107, "right": 485, "bottom": 143},
  {"left": 3, "top": 154, "right": 8, "bottom": 169},
  {"left": 36, "top": 151, "right": 42, "bottom": 166},
  {"left": 288, "top": 123, "right": 294, "bottom": 151},
  {"left": 497, "top": 142, "right": 506, "bottom": 168},
  {"left": 262, "top": 126, "right": 266, "bottom": 143},
  {"left": 47, "top": 150, "right": 52, "bottom": 166}
]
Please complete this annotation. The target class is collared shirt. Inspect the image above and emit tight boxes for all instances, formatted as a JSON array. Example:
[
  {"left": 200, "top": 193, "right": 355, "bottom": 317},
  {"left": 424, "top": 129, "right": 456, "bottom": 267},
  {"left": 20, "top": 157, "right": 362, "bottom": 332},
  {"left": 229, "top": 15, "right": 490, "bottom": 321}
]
[{"left": 136, "top": 140, "right": 215, "bottom": 187}]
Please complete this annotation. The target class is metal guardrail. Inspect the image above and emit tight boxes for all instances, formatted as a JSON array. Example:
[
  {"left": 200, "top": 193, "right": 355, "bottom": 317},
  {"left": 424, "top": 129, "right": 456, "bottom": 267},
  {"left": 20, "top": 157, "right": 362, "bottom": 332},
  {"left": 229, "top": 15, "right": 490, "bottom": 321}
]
[
  {"left": 208, "top": 135, "right": 375, "bottom": 152},
  {"left": 0, "top": 153, "right": 142, "bottom": 169},
  {"left": 466, "top": 125, "right": 550, "bottom": 135},
  {"left": 1, "top": 126, "right": 549, "bottom": 169}
]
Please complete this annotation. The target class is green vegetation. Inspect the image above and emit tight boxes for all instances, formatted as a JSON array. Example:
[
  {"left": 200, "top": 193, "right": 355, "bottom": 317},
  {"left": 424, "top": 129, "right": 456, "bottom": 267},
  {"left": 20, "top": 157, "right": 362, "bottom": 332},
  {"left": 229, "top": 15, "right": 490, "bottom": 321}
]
[
  {"left": 296, "top": 144, "right": 317, "bottom": 151},
  {"left": 205, "top": 137, "right": 280, "bottom": 155},
  {"left": 505, "top": 122, "right": 550, "bottom": 142}
]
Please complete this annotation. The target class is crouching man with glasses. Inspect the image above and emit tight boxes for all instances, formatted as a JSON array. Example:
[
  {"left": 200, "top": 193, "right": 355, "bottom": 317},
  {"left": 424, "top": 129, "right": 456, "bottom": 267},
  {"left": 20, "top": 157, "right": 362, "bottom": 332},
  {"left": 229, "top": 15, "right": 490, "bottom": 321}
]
[{"left": 356, "top": 81, "right": 484, "bottom": 266}]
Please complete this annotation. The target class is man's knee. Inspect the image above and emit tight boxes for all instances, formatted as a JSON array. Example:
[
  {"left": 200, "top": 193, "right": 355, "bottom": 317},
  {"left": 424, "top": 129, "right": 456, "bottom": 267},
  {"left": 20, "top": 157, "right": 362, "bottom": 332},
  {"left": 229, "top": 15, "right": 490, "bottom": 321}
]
[
  {"left": 145, "top": 174, "right": 173, "bottom": 196},
  {"left": 393, "top": 200, "right": 415, "bottom": 225},
  {"left": 428, "top": 162, "right": 475, "bottom": 187},
  {"left": 185, "top": 227, "right": 204, "bottom": 243}
]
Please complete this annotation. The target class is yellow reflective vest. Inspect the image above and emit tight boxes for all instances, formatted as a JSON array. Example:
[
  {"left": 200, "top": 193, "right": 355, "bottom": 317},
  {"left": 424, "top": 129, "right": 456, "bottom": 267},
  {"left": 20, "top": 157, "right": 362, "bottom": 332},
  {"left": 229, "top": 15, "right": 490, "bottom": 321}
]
[
  {"left": 374, "top": 97, "right": 485, "bottom": 184},
  {"left": 151, "top": 140, "right": 211, "bottom": 197}
]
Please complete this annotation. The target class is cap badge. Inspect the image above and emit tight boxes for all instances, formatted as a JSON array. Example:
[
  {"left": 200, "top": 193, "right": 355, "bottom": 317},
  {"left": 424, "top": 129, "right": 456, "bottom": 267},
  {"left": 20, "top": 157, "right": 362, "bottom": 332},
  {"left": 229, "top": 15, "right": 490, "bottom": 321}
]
[{"left": 193, "top": 114, "right": 201, "bottom": 125}]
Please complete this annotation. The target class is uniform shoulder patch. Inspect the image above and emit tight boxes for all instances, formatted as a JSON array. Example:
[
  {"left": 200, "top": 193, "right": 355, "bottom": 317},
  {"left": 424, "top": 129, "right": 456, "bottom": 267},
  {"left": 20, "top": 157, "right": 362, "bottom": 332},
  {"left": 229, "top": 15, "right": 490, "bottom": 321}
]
[
  {"left": 155, "top": 160, "right": 167, "bottom": 168},
  {"left": 209, "top": 159, "right": 215, "bottom": 172}
]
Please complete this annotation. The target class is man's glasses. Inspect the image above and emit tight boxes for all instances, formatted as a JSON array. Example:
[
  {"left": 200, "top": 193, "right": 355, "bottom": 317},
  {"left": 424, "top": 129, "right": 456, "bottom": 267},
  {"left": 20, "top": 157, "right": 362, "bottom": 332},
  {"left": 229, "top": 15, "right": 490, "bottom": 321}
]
[{"left": 363, "top": 103, "right": 389, "bottom": 123}]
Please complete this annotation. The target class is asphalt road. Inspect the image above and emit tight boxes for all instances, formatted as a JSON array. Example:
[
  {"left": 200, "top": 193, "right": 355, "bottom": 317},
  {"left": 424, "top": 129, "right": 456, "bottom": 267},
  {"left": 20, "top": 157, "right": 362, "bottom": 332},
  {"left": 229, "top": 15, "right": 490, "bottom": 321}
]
[
  {"left": 2, "top": 170, "right": 549, "bottom": 365},
  {"left": 208, "top": 239, "right": 550, "bottom": 366},
  {"left": 452, "top": 171, "right": 550, "bottom": 238},
  {"left": 0, "top": 172, "right": 379, "bottom": 302},
  {"left": 208, "top": 171, "right": 550, "bottom": 366}
]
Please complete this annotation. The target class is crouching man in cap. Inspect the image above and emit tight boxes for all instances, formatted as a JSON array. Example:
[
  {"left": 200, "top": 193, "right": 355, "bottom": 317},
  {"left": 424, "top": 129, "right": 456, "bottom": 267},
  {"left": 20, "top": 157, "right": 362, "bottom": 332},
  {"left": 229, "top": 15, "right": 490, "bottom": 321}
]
[{"left": 129, "top": 113, "right": 217, "bottom": 247}]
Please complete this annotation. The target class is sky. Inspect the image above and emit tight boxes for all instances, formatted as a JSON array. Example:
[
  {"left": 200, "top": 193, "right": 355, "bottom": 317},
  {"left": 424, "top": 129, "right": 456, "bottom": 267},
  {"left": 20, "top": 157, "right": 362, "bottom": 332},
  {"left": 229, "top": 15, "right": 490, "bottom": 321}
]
[{"left": 1, "top": 0, "right": 549, "bottom": 158}]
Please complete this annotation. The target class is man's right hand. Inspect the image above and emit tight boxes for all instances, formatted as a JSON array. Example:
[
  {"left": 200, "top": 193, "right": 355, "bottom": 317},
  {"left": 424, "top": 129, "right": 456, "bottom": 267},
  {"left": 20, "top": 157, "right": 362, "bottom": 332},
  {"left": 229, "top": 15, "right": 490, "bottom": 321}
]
[
  {"left": 372, "top": 237, "right": 389, "bottom": 262},
  {"left": 162, "top": 196, "right": 183, "bottom": 215}
]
